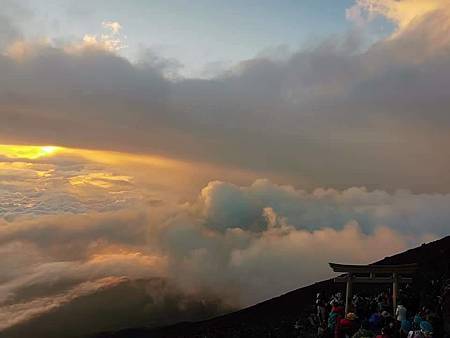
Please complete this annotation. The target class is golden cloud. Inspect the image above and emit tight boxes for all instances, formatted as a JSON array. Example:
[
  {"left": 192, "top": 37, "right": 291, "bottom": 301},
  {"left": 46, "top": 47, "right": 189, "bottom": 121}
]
[{"left": 348, "top": 0, "right": 450, "bottom": 32}]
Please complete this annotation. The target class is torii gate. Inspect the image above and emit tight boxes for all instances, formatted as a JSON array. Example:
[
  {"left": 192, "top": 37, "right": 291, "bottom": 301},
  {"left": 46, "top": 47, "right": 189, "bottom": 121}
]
[{"left": 329, "top": 263, "right": 418, "bottom": 314}]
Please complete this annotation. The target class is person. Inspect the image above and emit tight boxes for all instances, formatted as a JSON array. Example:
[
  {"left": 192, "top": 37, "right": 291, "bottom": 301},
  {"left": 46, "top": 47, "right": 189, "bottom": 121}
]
[
  {"left": 352, "top": 320, "right": 376, "bottom": 338},
  {"left": 376, "top": 327, "right": 391, "bottom": 338},
  {"left": 317, "top": 292, "right": 328, "bottom": 322},
  {"left": 407, "top": 321, "right": 433, "bottom": 338},
  {"left": 308, "top": 309, "right": 318, "bottom": 327},
  {"left": 413, "top": 312, "right": 424, "bottom": 330},
  {"left": 377, "top": 293, "right": 390, "bottom": 313},
  {"left": 318, "top": 320, "right": 328, "bottom": 337},
  {"left": 328, "top": 305, "right": 345, "bottom": 336},
  {"left": 396, "top": 304, "right": 407, "bottom": 322},
  {"left": 380, "top": 311, "right": 396, "bottom": 330},
  {"left": 424, "top": 308, "right": 439, "bottom": 336},
  {"left": 400, "top": 319, "right": 412, "bottom": 338},
  {"left": 368, "top": 311, "right": 382, "bottom": 332},
  {"left": 331, "top": 292, "right": 344, "bottom": 307},
  {"left": 338, "top": 312, "right": 360, "bottom": 338}
]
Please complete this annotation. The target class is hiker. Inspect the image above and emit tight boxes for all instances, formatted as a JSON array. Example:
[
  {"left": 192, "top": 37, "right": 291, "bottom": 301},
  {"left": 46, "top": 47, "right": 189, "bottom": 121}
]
[
  {"left": 396, "top": 304, "right": 407, "bottom": 322},
  {"left": 376, "top": 327, "right": 392, "bottom": 338},
  {"left": 377, "top": 293, "right": 390, "bottom": 313},
  {"left": 399, "top": 319, "right": 412, "bottom": 338},
  {"left": 328, "top": 305, "right": 344, "bottom": 336},
  {"left": 352, "top": 320, "right": 376, "bottom": 338},
  {"left": 413, "top": 311, "right": 424, "bottom": 330},
  {"left": 407, "top": 320, "right": 433, "bottom": 338},
  {"left": 380, "top": 311, "right": 396, "bottom": 329},
  {"left": 339, "top": 312, "right": 360, "bottom": 337},
  {"left": 424, "top": 308, "right": 439, "bottom": 335},
  {"left": 368, "top": 311, "right": 383, "bottom": 333},
  {"left": 330, "top": 292, "right": 344, "bottom": 307},
  {"left": 317, "top": 320, "right": 328, "bottom": 337},
  {"left": 317, "top": 292, "right": 328, "bottom": 322}
]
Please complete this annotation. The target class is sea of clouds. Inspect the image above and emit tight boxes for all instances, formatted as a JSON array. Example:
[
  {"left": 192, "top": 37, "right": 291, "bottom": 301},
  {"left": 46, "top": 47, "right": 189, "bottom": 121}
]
[{"left": 1, "top": 0, "right": 450, "bottom": 335}]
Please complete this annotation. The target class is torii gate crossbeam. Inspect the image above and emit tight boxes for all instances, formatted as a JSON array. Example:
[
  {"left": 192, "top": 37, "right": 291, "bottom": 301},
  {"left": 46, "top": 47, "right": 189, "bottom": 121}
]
[{"left": 329, "top": 263, "right": 418, "bottom": 314}]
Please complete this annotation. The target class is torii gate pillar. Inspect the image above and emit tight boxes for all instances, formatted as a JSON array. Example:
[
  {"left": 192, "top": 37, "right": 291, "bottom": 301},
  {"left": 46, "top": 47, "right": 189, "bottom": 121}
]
[
  {"left": 392, "top": 272, "right": 399, "bottom": 313},
  {"left": 345, "top": 273, "right": 353, "bottom": 314}
]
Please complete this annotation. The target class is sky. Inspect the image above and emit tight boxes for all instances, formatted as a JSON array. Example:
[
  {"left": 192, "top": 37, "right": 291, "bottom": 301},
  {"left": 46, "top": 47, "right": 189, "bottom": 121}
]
[
  {"left": 17, "top": 0, "right": 359, "bottom": 76},
  {"left": 1, "top": 0, "right": 450, "bottom": 336}
]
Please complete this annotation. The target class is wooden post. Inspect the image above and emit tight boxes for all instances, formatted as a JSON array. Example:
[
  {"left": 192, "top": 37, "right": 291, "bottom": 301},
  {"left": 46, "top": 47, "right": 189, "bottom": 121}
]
[
  {"left": 345, "top": 273, "right": 353, "bottom": 314},
  {"left": 392, "top": 272, "right": 398, "bottom": 315}
]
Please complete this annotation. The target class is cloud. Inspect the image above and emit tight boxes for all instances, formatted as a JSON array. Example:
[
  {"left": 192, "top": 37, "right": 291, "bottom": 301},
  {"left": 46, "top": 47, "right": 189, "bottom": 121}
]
[
  {"left": 0, "top": 15, "right": 21, "bottom": 49},
  {"left": 1, "top": 3, "right": 450, "bottom": 191},
  {"left": 0, "top": 277, "right": 127, "bottom": 331},
  {"left": 0, "top": 174, "right": 446, "bottom": 338},
  {"left": 126, "top": 178, "right": 443, "bottom": 305},
  {"left": 102, "top": 21, "right": 122, "bottom": 34},
  {"left": 226, "top": 219, "right": 410, "bottom": 302},
  {"left": 0, "top": 0, "right": 31, "bottom": 48},
  {"left": 196, "top": 179, "right": 450, "bottom": 236},
  {"left": 0, "top": 145, "right": 262, "bottom": 220},
  {"left": 0, "top": 178, "right": 443, "bottom": 328},
  {"left": 347, "top": 0, "right": 450, "bottom": 32},
  {"left": 2, "top": 1, "right": 450, "bottom": 335},
  {"left": 0, "top": 154, "right": 146, "bottom": 220},
  {"left": 68, "top": 21, "right": 126, "bottom": 53},
  {"left": 0, "top": 277, "right": 228, "bottom": 338},
  {"left": 0, "top": 211, "right": 151, "bottom": 259}
]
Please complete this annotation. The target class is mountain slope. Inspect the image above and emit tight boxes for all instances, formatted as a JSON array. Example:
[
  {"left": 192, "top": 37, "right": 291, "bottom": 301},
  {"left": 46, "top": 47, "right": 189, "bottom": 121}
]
[{"left": 96, "top": 235, "right": 450, "bottom": 338}]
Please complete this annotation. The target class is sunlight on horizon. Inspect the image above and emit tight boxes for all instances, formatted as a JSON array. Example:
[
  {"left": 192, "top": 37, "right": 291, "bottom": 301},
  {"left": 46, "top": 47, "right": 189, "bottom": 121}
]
[
  {"left": 0, "top": 145, "right": 62, "bottom": 160},
  {"left": 0, "top": 144, "right": 184, "bottom": 168}
]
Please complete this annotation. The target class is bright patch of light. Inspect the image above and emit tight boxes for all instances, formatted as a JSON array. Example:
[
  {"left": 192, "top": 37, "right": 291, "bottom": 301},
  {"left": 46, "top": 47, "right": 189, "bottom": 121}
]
[
  {"left": 0, "top": 145, "right": 62, "bottom": 159},
  {"left": 69, "top": 172, "right": 133, "bottom": 189}
]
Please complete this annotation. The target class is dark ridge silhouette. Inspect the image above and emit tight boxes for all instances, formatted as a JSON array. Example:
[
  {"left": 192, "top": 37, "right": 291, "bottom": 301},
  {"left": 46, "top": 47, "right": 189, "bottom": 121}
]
[{"left": 93, "top": 235, "right": 450, "bottom": 338}]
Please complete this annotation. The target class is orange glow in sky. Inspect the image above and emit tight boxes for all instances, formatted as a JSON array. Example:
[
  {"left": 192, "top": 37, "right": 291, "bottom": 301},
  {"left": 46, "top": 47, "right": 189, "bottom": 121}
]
[{"left": 0, "top": 145, "right": 61, "bottom": 159}]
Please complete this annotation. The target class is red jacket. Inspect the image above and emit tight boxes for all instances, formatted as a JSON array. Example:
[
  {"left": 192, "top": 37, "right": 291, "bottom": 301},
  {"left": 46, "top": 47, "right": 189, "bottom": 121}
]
[
  {"left": 337, "top": 318, "right": 358, "bottom": 338},
  {"left": 340, "top": 318, "right": 354, "bottom": 328}
]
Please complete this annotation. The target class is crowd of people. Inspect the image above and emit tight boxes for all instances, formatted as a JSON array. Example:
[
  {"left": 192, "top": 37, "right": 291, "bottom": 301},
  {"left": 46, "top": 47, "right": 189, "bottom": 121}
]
[
  {"left": 309, "top": 284, "right": 447, "bottom": 338},
  {"left": 147, "top": 277, "right": 449, "bottom": 337}
]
